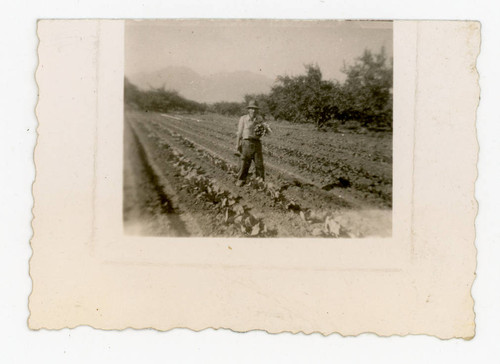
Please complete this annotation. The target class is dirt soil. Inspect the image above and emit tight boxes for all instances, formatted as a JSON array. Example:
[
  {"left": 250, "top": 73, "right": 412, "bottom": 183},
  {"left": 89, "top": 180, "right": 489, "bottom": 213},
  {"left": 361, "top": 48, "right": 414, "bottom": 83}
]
[{"left": 123, "top": 109, "right": 392, "bottom": 238}]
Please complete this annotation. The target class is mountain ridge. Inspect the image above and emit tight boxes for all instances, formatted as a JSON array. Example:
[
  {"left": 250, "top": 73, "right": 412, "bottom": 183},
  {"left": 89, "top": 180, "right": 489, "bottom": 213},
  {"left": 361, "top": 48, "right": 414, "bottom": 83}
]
[{"left": 127, "top": 66, "right": 274, "bottom": 103}]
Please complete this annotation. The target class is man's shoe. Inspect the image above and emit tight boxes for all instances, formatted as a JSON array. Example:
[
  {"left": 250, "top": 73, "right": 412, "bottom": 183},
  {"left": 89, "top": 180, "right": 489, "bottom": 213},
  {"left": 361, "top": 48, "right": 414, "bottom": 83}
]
[{"left": 235, "top": 180, "right": 245, "bottom": 187}]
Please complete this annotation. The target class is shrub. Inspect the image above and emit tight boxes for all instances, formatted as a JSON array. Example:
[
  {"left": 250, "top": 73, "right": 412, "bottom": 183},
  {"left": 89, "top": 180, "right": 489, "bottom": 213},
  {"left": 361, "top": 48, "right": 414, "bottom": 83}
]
[{"left": 124, "top": 78, "right": 207, "bottom": 114}]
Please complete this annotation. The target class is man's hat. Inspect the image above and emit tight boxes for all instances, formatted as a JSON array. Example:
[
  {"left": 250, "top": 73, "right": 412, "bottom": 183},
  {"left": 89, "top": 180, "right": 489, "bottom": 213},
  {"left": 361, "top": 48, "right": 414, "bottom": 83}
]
[{"left": 246, "top": 100, "right": 260, "bottom": 109}]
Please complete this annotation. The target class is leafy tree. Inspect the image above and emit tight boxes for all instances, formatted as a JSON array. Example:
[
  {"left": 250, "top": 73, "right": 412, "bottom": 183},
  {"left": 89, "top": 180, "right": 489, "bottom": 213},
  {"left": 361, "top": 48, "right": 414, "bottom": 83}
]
[
  {"left": 341, "top": 48, "right": 393, "bottom": 129},
  {"left": 268, "top": 64, "right": 341, "bottom": 128},
  {"left": 262, "top": 49, "right": 393, "bottom": 131}
]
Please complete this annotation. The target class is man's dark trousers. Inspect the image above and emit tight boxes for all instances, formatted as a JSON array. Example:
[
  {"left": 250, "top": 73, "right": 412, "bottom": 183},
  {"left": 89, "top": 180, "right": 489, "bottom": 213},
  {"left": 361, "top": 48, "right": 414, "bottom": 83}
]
[{"left": 237, "top": 139, "right": 264, "bottom": 181}]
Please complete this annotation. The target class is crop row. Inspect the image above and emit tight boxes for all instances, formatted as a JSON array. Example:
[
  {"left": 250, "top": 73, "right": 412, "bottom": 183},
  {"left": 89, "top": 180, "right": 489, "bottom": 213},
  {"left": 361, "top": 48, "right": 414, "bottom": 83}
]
[{"left": 159, "top": 114, "right": 391, "bottom": 205}]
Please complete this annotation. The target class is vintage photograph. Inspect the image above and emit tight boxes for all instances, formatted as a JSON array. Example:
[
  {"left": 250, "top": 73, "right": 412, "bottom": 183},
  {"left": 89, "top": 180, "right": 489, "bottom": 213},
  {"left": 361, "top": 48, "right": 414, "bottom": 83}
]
[{"left": 123, "top": 20, "right": 393, "bottom": 238}]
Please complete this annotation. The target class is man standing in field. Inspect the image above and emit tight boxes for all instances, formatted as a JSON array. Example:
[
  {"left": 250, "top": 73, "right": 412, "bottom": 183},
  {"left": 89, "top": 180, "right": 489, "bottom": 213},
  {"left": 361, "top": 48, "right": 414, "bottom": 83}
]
[{"left": 235, "top": 100, "right": 269, "bottom": 186}]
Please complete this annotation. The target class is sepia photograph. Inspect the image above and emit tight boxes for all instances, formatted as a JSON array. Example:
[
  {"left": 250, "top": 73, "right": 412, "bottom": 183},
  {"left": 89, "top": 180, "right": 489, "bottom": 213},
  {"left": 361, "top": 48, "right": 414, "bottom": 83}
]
[{"left": 123, "top": 20, "right": 393, "bottom": 238}]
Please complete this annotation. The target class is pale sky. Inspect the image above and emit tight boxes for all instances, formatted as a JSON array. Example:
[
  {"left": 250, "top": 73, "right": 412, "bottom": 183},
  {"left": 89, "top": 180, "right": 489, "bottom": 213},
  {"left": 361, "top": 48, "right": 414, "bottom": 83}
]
[{"left": 125, "top": 20, "right": 393, "bottom": 83}]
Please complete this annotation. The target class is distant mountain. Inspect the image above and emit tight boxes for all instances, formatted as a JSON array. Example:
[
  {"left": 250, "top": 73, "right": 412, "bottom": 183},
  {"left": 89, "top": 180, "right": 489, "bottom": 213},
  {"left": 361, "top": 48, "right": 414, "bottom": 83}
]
[{"left": 127, "top": 66, "right": 274, "bottom": 103}]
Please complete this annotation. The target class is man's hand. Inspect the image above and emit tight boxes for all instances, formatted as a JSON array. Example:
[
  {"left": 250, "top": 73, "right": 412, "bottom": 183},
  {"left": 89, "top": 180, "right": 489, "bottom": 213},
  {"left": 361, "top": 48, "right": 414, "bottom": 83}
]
[
  {"left": 234, "top": 143, "right": 242, "bottom": 157},
  {"left": 236, "top": 140, "right": 242, "bottom": 153}
]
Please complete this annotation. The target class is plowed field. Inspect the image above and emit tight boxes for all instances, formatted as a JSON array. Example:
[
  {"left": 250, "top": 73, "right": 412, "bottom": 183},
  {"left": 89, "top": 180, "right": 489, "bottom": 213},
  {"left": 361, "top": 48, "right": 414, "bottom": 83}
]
[{"left": 123, "top": 108, "right": 392, "bottom": 238}]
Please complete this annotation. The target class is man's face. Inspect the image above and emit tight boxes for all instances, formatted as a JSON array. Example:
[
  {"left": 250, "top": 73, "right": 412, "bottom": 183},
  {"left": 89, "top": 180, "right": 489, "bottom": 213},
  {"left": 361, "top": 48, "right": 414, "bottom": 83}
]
[{"left": 248, "top": 108, "right": 257, "bottom": 118}]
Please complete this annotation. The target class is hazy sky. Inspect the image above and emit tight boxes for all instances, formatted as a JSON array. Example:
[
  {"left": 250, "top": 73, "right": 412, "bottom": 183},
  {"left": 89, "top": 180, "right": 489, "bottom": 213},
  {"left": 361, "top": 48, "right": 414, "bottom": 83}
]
[{"left": 125, "top": 20, "right": 393, "bottom": 82}]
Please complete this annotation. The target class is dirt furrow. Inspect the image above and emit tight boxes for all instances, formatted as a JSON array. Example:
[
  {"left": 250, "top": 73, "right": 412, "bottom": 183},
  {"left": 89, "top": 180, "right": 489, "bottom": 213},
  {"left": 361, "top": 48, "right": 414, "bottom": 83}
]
[{"left": 123, "top": 121, "right": 194, "bottom": 236}]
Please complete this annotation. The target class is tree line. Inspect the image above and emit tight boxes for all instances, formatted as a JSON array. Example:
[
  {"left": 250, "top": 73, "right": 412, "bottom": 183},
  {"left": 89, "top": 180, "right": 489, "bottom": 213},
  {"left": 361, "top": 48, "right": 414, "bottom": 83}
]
[
  {"left": 124, "top": 78, "right": 207, "bottom": 114},
  {"left": 250, "top": 48, "right": 393, "bottom": 130},
  {"left": 125, "top": 48, "right": 393, "bottom": 131}
]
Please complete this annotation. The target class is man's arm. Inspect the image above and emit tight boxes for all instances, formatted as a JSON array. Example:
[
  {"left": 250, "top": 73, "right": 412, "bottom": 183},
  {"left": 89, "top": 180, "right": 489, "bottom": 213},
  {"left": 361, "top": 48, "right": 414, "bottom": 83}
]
[{"left": 236, "top": 116, "right": 244, "bottom": 151}]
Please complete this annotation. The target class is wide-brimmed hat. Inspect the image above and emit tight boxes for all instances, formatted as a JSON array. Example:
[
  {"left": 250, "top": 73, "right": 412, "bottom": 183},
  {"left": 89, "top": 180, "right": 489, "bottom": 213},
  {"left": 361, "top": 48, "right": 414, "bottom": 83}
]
[{"left": 246, "top": 100, "right": 260, "bottom": 109}]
